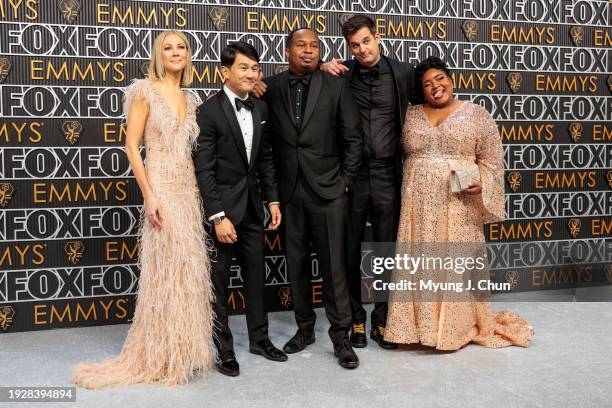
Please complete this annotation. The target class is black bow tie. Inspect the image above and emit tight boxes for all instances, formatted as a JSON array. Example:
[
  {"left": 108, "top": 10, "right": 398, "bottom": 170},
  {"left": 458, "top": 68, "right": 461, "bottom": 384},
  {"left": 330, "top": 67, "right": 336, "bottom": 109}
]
[
  {"left": 289, "top": 74, "right": 311, "bottom": 87},
  {"left": 235, "top": 98, "right": 254, "bottom": 111},
  {"left": 359, "top": 66, "right": 379, "bottom": 79}
]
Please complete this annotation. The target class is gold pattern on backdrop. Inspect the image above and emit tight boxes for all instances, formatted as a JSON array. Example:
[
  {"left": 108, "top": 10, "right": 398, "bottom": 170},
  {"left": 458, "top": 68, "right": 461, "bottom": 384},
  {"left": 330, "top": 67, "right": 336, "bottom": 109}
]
[
  {"left": 506, "top": 73, "right": 522, "bottom": 93},
  {"left": 569, "top": 26, "right": 584, "bottom": 46},
  {"left": 58, "top": 0, "right": 81, "bottom": 23},
  {"left": 507, "top": 172, "right": 522, "bottom": 192},
  {"left": 62, "top": 120, "right": 83, "bottom": 145},
  {"left": 65, "top": 241, "right": 86, "bottom": 265},
  {"left": 0, "top": 306, "right": 16, "bottom": 332},
  {"left": 505, "top": 271, "right": 519, "bottom": 290},
  {"left": 568, "top": 122, "right": 583, "bottom": 143},
  {"left": 278, "top": 287, "right": 292, "bottom": 308},
  {"left": 567, "top": 219, "right": 581, "bottom": 238},
  {"left": 462, "top": 20, "right": 478, "bottom": 41},
  {"left": 0, "top": 57, "right": 12, "bottom": 83},
  {"left": 209, "top": 7, "right": 229, "bottom": 30},
  {"left": 0, "top": 183, "right": 15, "bottom": 207}
]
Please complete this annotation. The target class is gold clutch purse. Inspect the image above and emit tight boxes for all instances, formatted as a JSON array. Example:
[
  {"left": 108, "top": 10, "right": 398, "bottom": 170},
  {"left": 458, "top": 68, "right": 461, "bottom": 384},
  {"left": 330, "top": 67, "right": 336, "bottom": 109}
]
[{"left": 450, "top": 163, "right": 480, "bottom": 193}]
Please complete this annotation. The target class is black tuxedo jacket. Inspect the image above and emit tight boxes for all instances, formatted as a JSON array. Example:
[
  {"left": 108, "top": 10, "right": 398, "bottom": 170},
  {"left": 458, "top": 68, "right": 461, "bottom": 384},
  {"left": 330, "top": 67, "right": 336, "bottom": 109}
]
[
  {"left": 194, "top": 90, "right": 279, "bottom": 225},
  {"left": 343, "top": 56, "right": 422, "bottom": 132},
  {"left": 261, "top": 70, "right": 363, "bottom": 203},
  {"left": 342, "top": 56, "right": 421, "bottom": 187}
]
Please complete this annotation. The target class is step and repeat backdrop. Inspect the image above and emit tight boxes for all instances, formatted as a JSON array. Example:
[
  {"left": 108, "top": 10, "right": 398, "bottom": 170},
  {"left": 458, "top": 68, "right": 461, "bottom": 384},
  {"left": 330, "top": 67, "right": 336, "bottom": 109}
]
[{"left": 0, "top": 0, "right": 610, "bottom": 332}]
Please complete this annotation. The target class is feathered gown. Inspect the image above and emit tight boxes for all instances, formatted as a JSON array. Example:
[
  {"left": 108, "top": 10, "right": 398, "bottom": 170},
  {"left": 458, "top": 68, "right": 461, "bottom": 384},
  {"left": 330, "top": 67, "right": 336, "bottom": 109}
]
[{"left": 73, "top": 79, "right": 215, "bottom": 388}]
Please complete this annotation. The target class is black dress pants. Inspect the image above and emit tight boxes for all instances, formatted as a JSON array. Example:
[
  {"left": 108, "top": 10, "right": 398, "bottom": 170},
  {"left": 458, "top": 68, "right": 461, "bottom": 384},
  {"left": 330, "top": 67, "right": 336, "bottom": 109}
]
[
  {"left": 210, "top": 198, "right": 268, "bottom": 353},
  {"left": 284, "top": 175, "right": 352, "bottom": 343},
  {"left": 345, "top": 160, "right": 399, "bottom": 327}
]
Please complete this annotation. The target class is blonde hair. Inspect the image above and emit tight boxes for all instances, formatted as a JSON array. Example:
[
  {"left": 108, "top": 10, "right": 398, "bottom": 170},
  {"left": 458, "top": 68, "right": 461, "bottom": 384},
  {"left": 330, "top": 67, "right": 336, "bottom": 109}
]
[{"left": 148, "top": 30, "right": 194, "bottom": 87}]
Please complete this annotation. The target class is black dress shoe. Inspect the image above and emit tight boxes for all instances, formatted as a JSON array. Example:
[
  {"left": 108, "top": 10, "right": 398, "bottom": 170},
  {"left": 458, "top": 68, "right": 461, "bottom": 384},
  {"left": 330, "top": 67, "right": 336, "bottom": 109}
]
[
  {"left": 215, "top": 350, "right": 240, "bottom": 377},
  {"left": 334, "top": 338, "right": 359, "bottom": 369},
  {"left": 282, "top": 330, "right": 315, "bottom": 354},
  {"left": 250, "top": 338, "right": 288, "bottom": 362},
  {"left": 350, "top": 323, "right": 367, "bottom": 348},
  {"left": 370, "top": 325, "right": 397, "bottom": 350}
]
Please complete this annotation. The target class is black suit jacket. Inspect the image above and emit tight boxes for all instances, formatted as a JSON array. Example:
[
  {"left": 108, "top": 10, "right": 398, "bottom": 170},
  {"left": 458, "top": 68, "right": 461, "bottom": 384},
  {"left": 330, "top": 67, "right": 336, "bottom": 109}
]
[
  {"left": 343, "top": 56, "right": 421, "bottom": 133},
  {"left": 261, "top": 70, "right": 363, "bottom": 203},
  {"left": 194, "top": 90, "right": 279, "bottom": 225},
  {"left": 342, "top": 56, "right": 421, "bottom": 186}
]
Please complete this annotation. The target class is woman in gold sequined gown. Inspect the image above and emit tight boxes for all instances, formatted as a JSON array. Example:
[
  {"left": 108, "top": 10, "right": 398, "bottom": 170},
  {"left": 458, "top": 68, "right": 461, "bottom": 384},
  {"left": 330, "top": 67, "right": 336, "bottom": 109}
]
[
  {"left": 384, "top": 57, "right": 533, "bottom": 350},
  {"left": 73, "top": 31, "right": 215, "bottom": 388}
]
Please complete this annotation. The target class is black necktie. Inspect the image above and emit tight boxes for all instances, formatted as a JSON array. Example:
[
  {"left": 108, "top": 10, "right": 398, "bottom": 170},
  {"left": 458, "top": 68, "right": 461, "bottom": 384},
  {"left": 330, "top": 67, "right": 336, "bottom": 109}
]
[
  {"left": 289, "top": 74, "right": 311, "bottom": 87},
  {"left": 235, "top": 98, "right": 254, "bottom": 111},
  {"left": 359, "top": 66, "right": 379, "bottom": 80}
]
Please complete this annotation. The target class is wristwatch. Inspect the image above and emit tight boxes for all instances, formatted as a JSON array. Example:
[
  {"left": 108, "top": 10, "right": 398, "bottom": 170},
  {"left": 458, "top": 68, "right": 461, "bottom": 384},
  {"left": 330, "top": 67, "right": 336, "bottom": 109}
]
[{"left": 213, "top": 215, "right": 226, "bottom": 225}]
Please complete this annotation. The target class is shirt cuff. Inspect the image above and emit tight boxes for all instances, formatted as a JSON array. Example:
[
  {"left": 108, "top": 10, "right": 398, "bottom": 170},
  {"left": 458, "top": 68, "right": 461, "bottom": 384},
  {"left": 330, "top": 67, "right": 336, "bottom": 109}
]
[
  {"left": 268, "top": 202, "right": 280, "bottom": 206},
  {"left": 208, "top": 211, "right": 225, "bottom": 221}
]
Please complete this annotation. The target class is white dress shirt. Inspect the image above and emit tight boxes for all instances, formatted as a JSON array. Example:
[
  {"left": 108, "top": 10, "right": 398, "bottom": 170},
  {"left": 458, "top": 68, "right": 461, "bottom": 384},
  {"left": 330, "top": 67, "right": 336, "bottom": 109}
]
[
  {"left": 209, "top": 86, "right": 278, "bottom": 222},
  {"left": 224, "top": 85, "right": 254, "bottom": 162}
]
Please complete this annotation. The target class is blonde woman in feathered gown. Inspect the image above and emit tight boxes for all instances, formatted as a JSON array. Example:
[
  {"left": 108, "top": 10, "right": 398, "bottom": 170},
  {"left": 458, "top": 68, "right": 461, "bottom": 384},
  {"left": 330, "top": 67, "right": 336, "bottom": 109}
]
[{"left": 73, "top": 31, "right": 215, "bottom": 389}]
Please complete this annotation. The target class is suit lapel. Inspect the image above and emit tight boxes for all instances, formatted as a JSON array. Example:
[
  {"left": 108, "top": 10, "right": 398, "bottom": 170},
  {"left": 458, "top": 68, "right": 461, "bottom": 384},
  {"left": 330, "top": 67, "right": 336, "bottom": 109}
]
[
  {"left": 300, "top": 70, "right": 322, "bottom": 130},
  {"left": 278, "top": 72, "right": 298, "bottom": 130},
  {"left": 219, "top": 91, "right": 248, "bottom": 167},
  {"left": 344, "top": 60, "right": 357, "bottom": 82},
  {"left": 249, "top": 104, "right": 262, "bottom": 170},
  {"left": 386, "top": 56, "right": 405, "bottom": 131}
]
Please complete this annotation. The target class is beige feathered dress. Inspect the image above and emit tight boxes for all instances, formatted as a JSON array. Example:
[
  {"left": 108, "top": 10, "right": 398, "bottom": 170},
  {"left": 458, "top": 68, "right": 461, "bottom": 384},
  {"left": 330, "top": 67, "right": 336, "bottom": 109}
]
[{"left": 73, "top": 79, "right": 215, "bottom": 388}]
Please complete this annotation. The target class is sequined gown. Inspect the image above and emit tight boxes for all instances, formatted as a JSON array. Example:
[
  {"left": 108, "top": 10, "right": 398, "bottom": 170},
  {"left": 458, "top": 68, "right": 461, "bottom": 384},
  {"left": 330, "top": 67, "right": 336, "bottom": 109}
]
[
  {"left": 384, "top": 102, "right": 533, "bottom": 350},
  {"left": 73, "top": 79, "right": 215, "bottom": 388}
]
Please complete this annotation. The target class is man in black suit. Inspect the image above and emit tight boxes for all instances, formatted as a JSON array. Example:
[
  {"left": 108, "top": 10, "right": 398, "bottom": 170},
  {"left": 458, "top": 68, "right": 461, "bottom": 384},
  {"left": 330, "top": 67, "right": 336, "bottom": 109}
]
[
  {"left": 320, "top": 15, "right": 419, "bottom": 350},
  {"left": 257, "top": 28, "right": 363, "bottom": 369},
  {"left": 194, "top": 42, "right": 287, "bottom": 377}
]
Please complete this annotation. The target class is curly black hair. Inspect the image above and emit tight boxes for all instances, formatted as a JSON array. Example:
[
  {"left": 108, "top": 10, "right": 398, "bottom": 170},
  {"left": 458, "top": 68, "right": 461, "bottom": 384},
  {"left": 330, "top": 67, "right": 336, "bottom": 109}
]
[{"left": 413, "top": 56, "right": 452, "bottom": 104}]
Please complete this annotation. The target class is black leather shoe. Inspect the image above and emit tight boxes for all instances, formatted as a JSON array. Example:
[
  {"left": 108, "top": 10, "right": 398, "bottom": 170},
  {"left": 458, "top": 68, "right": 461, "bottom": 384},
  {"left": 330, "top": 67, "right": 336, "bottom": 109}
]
[
  {"left": 282, "top": 331, "right": 315, "bottom": 354},
  {"left": 334, "top": 338, "right": 359, "bottom": 369},
  {"left": 250, "top": 338, "right": 288, "bottom": 362},
  {"left": 370, "top": 325, "right": 397, "bottom": 350},
  {"left": 215, "top": 350, "right": 240, "bottom": 377},
  {"left": 350, "top": 323, "right": 367, "bottom": 348}
]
